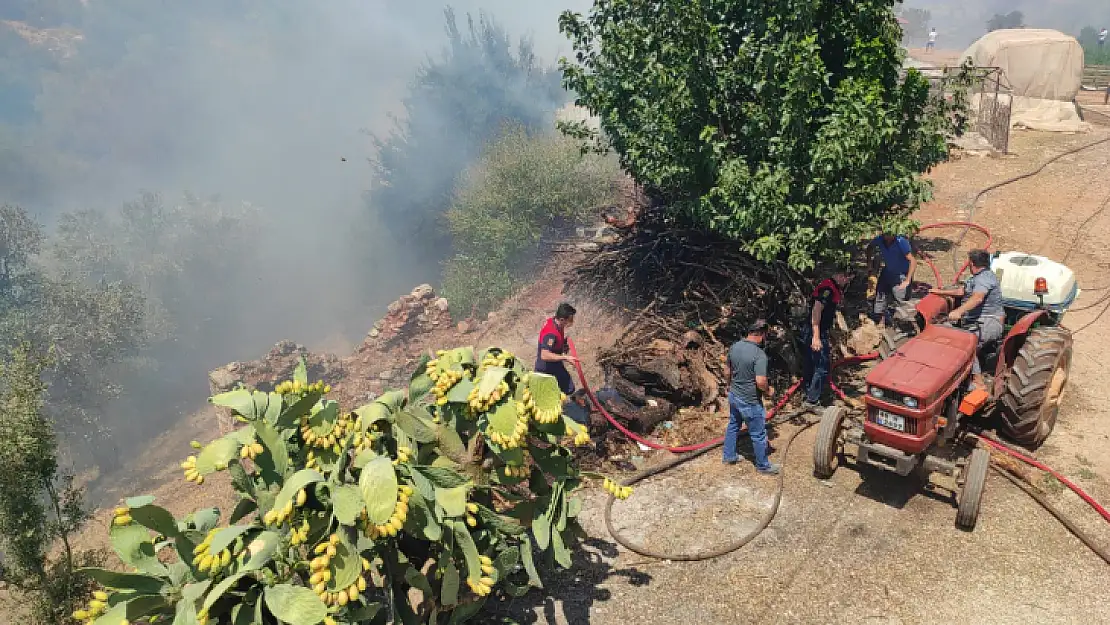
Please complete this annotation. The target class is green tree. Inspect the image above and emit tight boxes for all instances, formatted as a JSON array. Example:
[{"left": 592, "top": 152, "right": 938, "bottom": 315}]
[
  {"left": 443, "top": 124, "right": 620, "bottom": 317},
  {"left": 0, "top": 341, "right": 99, "bottom": 625},
  {"left": 369, "top": 8, "right": 567, "bottom": 257},
  {"left": 0, "top": 204, "right": 147, "bottom": 469},
  {"left": 559, "top": 0, "right": 960, "bottom": 270}
]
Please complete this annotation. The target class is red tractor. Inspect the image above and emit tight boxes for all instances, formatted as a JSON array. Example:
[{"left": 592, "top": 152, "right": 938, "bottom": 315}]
[{"left": 813, "top": 251, "right": 1076, "bottom": 530}]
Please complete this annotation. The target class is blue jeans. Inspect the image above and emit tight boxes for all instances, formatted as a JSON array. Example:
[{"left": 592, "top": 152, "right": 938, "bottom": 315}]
[
  {"left": 798, "top": 327, "right": 830, "bottom": 404},
  {"left": 723, "top": 393, "right": 771, "bottom": 470}
]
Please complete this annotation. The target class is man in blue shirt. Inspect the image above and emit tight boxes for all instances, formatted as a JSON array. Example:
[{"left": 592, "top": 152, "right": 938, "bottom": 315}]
[
  {"left": 866, "top": 232, "right": 917, "bottom": 325},
  {"left": 723, "top": 319, "right": 779, "bottom": 475}
]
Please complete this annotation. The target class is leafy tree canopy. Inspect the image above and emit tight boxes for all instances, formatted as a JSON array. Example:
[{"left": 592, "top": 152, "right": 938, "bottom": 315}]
[{"left": 560, "top": 0, "right": 959, "bottom": 270}]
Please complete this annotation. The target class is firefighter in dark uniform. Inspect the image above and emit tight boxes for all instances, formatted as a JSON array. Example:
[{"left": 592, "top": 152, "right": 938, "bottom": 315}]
[
  {"left": 798, "top": 272, "right": 851, "bottom": 408},
  {"left": 535, "top": 303, "right": 578, "bottom": 394}
]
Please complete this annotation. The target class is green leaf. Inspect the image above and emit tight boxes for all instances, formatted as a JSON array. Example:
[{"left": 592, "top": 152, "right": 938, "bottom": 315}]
[
  {"left": 251, "top": 419, "right": 289, "bottom": 477},
  {"left": 325, "top": 538, "right": 362, "bottom": 593},
  {"left": 493, "top": 546, "right": 521, "bottom": 581},
  {"left": 209, "top": 389, "right": 257, "bottom": 418},
  {"left": 293, "top": 356, "right": 308, "bottom": 385},
  {"left": 272, "top": 469, "right": 324, "bottom": 513},
  {"left": 228, "top": 462, "right": 256, "bottom": 498},
  {"left": 476, "top": 366, "right": 510, "bottom": 398},
  {"left": 526, "top": 372, "right": 564, "bottom": 423},
  {"left": 195, "top": 436, "right": 241, "bottom": 475},
  {"left": 110, "top": 522, "right": 167, "bottom": 576},
  {"left": 241, "top": 530, "right": 282, "bottom": 571},
  {"left": 306, "top": 400, "right": 340, "bottom": 437},
  {"left": 187, "top": 508, "right": 221, "bottom": 532},
  {"left": 360, "top": 456, "right": 399, "bottom": 525},
  {"left": 476, "top": 504, "right": 525, "bottom": 535},
  {"left": 346, "top": 602, "right": 383, "bottom": 623},
  {"left": 124, "top": 495, "right": 156, "bottom": 508},
  {"left": 404, "top": 564, "right": 433, "bottom": 596},
  {"left": 567, "top": 495, "right": 583, "bottom": 519},
  {"left": 78, "top": 568, "right": 166, "bottom": 594},
  {"left": 354, "top": 401, "right": 392, "bottom": 428},
  {"left": 440, "top": 558, "right": 460, "bottom": 606},
  {"left": 519, "top": 536, "right": 542, "bottom": 588},
  {"left": 447, "top": 597, "right": 485, "bottom": 625},
  {"left": 435, "top": 485, "right": 468, "bottom": 518},
  {"left": 331, "top": 484, "right": 365, "bottom": 525},
  {"left": 396, "top": 407, "right": 437, "bottom": 443},
  {"left": 207, "top": 524, "right": 252, "bottom": 555},
  {"left": 452, "top": 521, "right": 482, "bottom": 581},
  {"left": 486, "top": 398, "right": 521, "bottom": 440},
  {"left": 409, "top": 354, "right": 433, "bottom": 403},
  {"left": 275, "top": 391, "right": 324, "bottom": 429},
  {"left": 415, "top": 466, "right": 469, "bottom": 489},
  {"left": 229, "top": 498, "right": 257, "bottom": 524},
  {"left": 405, "top": 492, "right": 442, "bottom": 541},
  {"left": 444, "top": 377, "right": 476, "bottom": 403},
  {"left": 532, "top": 506, "right": 551, "bottom": 551},
  {"left": 435, "top": 423, "right": 467, "bottom": 462},
  {"left": 202, "top": 571, "right": 247, "bottom": 613},
  {"left": 264, "top": 584, "right": 328, "bottom": 625},
  {"left": 127, "top": 502, "right": 180, "bottom": 539},
  {"left": 552, "top": 528, "right": 572, "bottom": 569}
]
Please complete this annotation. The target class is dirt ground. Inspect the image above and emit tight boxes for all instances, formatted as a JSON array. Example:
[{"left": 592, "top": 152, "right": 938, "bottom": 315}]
[{"left": 16, "top": 128, "right": 1110, "bottom": 624}]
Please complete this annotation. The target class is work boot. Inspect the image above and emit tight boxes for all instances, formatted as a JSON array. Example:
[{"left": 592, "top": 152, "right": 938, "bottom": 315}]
[{"left": 757, "top": 463, "right": 781, "bottom": 476}]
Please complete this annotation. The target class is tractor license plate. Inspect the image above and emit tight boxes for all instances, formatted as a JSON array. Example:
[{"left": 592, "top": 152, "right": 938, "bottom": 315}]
[{"left": 875, "top": 410, "right": 905, "bottom": 432}]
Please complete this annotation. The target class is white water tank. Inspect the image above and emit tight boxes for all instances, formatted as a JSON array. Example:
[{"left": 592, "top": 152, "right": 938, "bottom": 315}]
[{"left": 991, "top": 251, "right": 1079, "bottom": 312}]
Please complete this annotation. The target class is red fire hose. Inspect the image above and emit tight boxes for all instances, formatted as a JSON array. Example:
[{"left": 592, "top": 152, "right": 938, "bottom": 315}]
[{"left": 571, "top": 219, "right": 1110, "bottom": 562}]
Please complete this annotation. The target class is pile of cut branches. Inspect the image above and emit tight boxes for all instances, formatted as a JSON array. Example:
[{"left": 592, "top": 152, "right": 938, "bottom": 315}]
[{"left": 567, "top": 210, "right": 813, "bottom": 404}]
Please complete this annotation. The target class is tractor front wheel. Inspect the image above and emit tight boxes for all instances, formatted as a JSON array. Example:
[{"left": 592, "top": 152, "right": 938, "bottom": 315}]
[
  {"left": 813, "top": 406, "right": 847, "bottom": 479},
  {"left": 956, "top": 447, "right": 990, "bottom": 531},
  {"left": 998, "top": 326, "right": 1073, "bottom": 447}
]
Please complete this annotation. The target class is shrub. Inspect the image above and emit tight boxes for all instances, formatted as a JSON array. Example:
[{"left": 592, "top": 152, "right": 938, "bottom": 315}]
[
  {"left": 443, "top": 125, "right": 620, "bottom": 317},
  {"left": 77, "top": 350, "right": 628, "bottom": 624}
]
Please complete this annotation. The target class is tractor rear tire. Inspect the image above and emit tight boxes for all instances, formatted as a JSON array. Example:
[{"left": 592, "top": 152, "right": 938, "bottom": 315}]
[
  {"left": 998, "top": 326, "right": 1073, "bottom": 447},
  {"left": 813, "top": 406, "right": 847, "bottom": 479},
  {"left": 878, "top": 327, "right": 913, "bottom": 360},
  {"left": 956, "top": 447, "right": 990, "bottom": 531}
]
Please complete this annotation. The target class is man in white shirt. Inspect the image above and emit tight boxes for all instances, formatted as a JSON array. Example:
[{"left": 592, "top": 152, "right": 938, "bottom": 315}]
[
  {"left": 1099, "top": 28, "right": 1107, "bottom": 48},
  {"left": 927, "top": 28, "right": 937, "bottom": 52}
]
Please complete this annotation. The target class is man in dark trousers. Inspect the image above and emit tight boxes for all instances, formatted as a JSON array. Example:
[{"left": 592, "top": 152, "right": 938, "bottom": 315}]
[
  {"left": 866, "top": 231, "right": 917, "bottom": 326},
  {"left": 723, "top": 319, "right": 779, "bottom": 475},
  {"left": 799, "top": 272, "right": 851, "bottom": 408},
  {"left": 535, "top": 303, "right": 578, "bottom": 394}
]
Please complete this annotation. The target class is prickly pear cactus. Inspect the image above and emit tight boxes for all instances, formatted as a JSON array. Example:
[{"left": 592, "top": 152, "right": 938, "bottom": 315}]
[{"left": 79, "top": 348, "right": 630, "bottom": 624}]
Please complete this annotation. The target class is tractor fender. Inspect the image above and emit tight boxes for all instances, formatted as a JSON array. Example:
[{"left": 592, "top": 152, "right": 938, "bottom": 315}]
[
  {"left": 993, "top": 309, "right": 1049, "bottom": 392},
  {"left": 915, "top": 293, "right": 951, "bottom": 328}
]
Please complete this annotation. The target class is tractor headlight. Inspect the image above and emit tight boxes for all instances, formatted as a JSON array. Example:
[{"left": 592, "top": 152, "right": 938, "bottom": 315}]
[
  {"left": 869, "top": 387, "right": 885, "bottom": 399},
  {"left": 903, "top": 396, "right": 919, "bottom": 409}
]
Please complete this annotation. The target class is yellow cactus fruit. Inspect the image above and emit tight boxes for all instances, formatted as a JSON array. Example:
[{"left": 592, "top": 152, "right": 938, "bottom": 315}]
[{"left": 93, "top": 590, "right": 109, "bottom": 602}]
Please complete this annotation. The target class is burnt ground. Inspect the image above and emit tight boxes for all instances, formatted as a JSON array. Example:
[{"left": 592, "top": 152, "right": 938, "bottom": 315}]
[{"left": 7, "top": 129, "right": 1110, "bottom": 624}]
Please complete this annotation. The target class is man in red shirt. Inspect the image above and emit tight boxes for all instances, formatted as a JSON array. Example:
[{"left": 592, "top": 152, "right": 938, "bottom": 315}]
[
  {"left": 535, "top": 303, "right": 579, "bottom": 394},
  {"left": 798, "top": 272, "right": 851, "bottom": 408}
]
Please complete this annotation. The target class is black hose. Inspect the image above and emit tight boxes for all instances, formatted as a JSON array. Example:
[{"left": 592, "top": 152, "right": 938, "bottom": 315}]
[{"left": 602, "top": 417, "right": 816, "bottom": 561}]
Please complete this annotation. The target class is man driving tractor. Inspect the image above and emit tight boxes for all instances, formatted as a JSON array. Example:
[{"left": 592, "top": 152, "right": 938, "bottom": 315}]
[{"left": 929, "top": 249, "right": 1005, "bottom": 391}]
